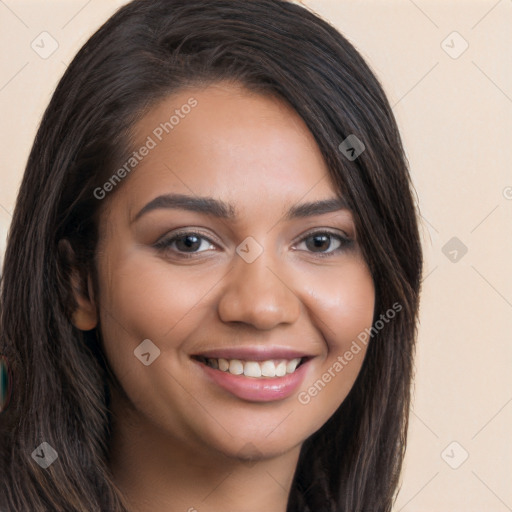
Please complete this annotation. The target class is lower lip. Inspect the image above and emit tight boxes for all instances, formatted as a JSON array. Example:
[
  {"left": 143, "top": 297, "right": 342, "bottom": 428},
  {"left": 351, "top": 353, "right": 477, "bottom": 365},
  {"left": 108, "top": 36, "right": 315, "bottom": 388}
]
[{"left": 193, "top": 358, "right": 310, "bottom": 402}]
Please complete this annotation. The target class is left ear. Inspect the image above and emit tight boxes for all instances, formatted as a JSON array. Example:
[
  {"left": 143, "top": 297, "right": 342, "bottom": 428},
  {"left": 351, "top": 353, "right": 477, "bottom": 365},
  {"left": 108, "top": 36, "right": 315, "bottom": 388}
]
[
  {"left": 58, "top": 238, "right": 98, "bottom": 331},
  {"left": 70, "top": 271, "right": 98, "bottom": 331}
]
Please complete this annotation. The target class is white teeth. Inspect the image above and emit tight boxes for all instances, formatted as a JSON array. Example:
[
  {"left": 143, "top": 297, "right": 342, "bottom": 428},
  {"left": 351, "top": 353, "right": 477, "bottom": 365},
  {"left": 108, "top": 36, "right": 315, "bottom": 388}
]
[
  {"left": 261, "top": 360, "right": 276, "bottom": 377},
  {"left": 286, "top": 359, "right": 300, "bottom": 373},
  {"left": 218, "top": 358, "right": 229, "bottom": 371},
  {"left": 202, "top": 357, "right": 303, "bottom": 378},
  {"left": 243, "top": 361, "right": 262, "bottom": 378},
  {"left": 275, "top": 361, "right": 287, "bottom": 377},
  {"left": 228, "top": 359, "right": 244, "bottom": 375}
]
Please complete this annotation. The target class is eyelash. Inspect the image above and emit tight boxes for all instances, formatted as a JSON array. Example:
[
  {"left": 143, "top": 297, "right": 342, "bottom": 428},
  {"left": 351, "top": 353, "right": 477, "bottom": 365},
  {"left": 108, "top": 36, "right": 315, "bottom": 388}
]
[{"left": 154, "top": 229, "right": 354, "bottom": 259}]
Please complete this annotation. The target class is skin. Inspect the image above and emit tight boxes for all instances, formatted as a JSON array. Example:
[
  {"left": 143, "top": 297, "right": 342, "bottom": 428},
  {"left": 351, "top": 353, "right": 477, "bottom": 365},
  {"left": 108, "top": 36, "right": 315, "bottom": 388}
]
[{"left": 72, "top": 82, "right": 375, "bottom": 512}]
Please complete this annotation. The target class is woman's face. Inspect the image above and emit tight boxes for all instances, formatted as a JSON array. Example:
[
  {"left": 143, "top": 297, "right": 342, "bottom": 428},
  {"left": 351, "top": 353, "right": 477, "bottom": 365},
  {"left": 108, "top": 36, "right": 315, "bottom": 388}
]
[{"left": 87, "top": 82, "right": 375, "bottom": 460}]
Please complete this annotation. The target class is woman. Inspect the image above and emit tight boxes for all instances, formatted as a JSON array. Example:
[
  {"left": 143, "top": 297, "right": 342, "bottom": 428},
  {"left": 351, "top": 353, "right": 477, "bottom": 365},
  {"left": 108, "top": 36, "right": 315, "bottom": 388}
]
[{"left": 0, "top": 0, "right": 423, "bottom": 510}]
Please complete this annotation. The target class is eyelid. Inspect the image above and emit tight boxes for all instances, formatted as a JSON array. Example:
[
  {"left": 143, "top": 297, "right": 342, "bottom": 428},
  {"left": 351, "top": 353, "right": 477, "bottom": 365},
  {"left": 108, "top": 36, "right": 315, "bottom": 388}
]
[
  {"left": 154, "top": 226, "right": 354, "bottom": 261},
  {"left": 154, "top": 228, "right": 219, "bottom": 250},
  {"left": 155, "top": 226, "right": 352, "bottom": 248},
  {"left": 294, "top": 226, "right": 352, "bottom": 242},
  {"left": 291, "top": 228, "right": 354, "bottom": 256}
]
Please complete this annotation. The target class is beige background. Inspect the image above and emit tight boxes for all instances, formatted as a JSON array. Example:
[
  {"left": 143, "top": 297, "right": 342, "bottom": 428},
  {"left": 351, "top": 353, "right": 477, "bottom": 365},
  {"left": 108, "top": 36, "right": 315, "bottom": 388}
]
[{"left": 0, "top": 1, "right": 511, "bottom": 510}]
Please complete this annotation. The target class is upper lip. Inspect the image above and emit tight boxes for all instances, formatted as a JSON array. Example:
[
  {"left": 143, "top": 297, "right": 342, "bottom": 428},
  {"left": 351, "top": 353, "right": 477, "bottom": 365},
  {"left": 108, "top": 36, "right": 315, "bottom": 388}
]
[{"left": 192, "top": 346, "right": 315, "bottom": 361}]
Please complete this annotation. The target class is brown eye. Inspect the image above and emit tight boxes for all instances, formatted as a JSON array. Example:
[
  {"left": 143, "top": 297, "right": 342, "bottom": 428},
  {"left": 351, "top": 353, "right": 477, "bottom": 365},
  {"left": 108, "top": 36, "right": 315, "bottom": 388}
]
[
  {"left": 154, "top": 231, "right": 216, "bottom": 256},
  {"left": 296, "top": 230, "right": 353, "bottom": 257},
  {"left": 173, "top": 234, "right": 202, "bottom": 252}
]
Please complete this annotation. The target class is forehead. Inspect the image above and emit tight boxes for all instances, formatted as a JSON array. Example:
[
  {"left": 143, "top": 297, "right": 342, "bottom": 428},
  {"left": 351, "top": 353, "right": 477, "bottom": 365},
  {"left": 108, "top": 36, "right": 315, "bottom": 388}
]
[{"left": 105, "top": 82, "right": 344, "bottom": 223}]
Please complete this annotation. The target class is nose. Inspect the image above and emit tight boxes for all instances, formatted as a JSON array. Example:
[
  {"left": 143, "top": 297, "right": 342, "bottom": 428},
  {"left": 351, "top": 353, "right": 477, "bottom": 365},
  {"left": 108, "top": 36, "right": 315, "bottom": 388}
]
[{"left": 217, "top": 247, "right": 301, "bottom": 330}]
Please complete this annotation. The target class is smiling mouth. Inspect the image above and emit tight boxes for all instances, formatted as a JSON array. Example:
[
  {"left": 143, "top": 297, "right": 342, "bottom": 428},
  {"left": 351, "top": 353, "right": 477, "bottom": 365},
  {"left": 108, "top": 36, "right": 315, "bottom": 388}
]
[{"left": 192, "top": 355, "right": 308, "bottom": 379}]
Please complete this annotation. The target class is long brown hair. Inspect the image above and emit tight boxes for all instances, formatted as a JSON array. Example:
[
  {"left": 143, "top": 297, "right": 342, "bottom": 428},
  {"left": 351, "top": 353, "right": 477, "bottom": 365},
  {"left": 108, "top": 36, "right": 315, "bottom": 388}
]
[{"left": 0, "top": 1, "right": 423, "bottom": 510}]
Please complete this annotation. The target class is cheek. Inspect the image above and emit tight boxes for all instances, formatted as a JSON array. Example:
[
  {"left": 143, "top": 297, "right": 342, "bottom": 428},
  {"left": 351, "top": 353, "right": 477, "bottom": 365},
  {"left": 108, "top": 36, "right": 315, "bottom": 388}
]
[
  {"left": 295, "top": 258, "right": 375, "bottom": 430},
  {"left": 305, "top": 257, "right": 375, "bottom": 347},
  {"left": 96, "top": 250, "right": 220, "bottom": 374}
]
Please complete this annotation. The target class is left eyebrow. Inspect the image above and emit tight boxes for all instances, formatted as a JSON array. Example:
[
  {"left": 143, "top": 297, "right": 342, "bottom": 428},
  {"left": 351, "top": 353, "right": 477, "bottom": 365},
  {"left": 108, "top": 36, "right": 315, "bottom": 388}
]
[
  {"left": 131, "top": 193, "right": 350, "bottom": 224},
  {"left": 284, "top": 197, "right": 350, "bottom": 220}
]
